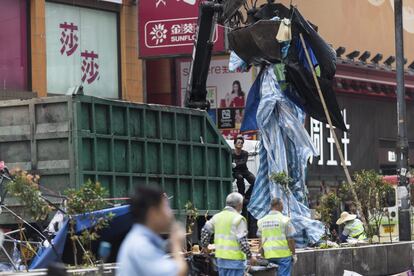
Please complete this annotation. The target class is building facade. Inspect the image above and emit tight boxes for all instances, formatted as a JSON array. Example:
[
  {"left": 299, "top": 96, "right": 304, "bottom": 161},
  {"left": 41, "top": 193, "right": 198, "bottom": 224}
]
[
  {"left": 306, "top": 62, "right": 414, "bottom": 204},
  {"left": 138, "top": 1, "right": 414, "bottom": 203},
  {"left": 3, "top": 1, "right": 414, "bottom": 181},
  {"left": 142, "top": 0, "right": 414, "bottom": 140}
]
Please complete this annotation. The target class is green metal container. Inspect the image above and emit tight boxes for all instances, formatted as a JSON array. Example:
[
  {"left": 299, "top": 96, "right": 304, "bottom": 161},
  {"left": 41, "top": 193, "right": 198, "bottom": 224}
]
[{"left": 0, "top": 96, "right": 232, "bottom": 223}]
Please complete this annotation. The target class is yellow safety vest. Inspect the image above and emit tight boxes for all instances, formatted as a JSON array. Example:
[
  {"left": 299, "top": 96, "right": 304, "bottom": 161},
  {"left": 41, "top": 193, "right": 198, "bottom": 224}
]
[
  {"left": 258, "top": 212, "right": 292, "bottom": 259},
  {"left": 346, "top": 219, "right": 366, "bottom": 240},
  {"left": 214, "top": 210, "right": 246, "bottom": 260}
]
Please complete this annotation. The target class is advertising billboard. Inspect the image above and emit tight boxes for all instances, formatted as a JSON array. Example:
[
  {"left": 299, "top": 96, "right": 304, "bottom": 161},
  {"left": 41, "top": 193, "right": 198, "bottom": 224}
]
[
  {"left": 138, "top": 0, "right": 225, "bottom": 58},
  {"left": 178, "top": 58, "right": 257, "bottom": 139},
  {"left": 45, "top": 2, "right": 119, "bottom": 98}
]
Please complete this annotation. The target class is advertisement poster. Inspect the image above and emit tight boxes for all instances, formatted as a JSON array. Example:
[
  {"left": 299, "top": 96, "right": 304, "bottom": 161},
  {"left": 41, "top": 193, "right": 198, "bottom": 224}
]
[
  {"left": 178, "top": 58, "right": 257, "bottom": 139},
  {"left": 45, "top": 2, "right": 119, "bottom": 98},
  {"left": 138, "top": 0, "right": 225, "bottom": 57}
]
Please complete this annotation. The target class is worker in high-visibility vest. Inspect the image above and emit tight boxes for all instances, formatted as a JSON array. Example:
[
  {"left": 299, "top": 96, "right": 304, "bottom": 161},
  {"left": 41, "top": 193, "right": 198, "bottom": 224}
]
[
  {"left": 336, "top": 211, "right": 367, "bottom": 242},
  {"left": 200, "top": 192, "right": 257, "bottom": 276},
  {"left": 257, "top": 198, "right": 297, "bottom": 276}
]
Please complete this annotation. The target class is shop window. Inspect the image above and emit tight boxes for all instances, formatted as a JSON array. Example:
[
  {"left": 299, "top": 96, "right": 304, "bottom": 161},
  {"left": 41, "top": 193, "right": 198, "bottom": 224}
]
[{"left": 45, "top": 2, "right": 119, "bottom": 98}]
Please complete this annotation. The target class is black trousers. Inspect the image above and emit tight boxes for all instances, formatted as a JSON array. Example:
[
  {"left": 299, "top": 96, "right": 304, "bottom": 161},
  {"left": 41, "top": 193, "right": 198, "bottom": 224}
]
[
  {"left": 233, "top": 170, "right": 255, "bottom": 200},
  {"left": 233, "top": 170, "right": 257, "bottom": 238},
  {"left": 242, "top": 203, "right": 258, "bottom": 238}
]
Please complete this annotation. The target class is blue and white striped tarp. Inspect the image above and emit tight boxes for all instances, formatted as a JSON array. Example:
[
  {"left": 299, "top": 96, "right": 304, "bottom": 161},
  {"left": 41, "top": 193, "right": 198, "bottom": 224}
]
[{"left": 247, "top": 66, "right": 325, "bottom": 246}]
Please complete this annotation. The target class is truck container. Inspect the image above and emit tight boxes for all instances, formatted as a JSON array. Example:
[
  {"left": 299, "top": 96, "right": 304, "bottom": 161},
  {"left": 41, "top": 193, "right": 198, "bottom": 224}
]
[{"left": 0, "top": 96, "right": 232, "bottom": 223}]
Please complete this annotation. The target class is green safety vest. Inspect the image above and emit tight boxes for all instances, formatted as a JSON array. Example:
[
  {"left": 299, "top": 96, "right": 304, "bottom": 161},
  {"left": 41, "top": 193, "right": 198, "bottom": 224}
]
[
  {"left": 346, "top": 219, "right": 366, "bottom": 240},
  {"left": 214, "top": 210, "right": 246, "bottom": 260},
  {"left": 258, "top": 212, "right": 292, "bottom": 259}
]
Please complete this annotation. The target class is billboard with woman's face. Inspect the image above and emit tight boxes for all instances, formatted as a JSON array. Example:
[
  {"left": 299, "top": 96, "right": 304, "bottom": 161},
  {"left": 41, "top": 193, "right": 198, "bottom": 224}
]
[{"left": 177, "top": 57, "right": 257, "bottom": 139}]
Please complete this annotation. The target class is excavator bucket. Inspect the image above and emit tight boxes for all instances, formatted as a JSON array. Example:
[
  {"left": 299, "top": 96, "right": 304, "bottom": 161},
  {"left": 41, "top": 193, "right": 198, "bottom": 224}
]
[
  {"left": 253, "top": 3, "right": 290, "bottom": 21},
  {"left": 218, "top": 0, "right": 246, "bottom": 24},
  {"left": 228, "top": 20, "right": 282, "bottom": 65}
]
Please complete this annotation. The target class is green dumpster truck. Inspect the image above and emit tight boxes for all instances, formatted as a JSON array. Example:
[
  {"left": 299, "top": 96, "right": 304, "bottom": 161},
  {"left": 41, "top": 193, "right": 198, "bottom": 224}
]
[{"left": 0, "top": 95, "right": 233, "bottom": 224}]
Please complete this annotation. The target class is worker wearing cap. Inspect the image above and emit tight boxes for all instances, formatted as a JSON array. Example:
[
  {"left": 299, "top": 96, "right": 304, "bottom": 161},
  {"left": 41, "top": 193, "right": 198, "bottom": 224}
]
[
  {"left": 200, "top": 192, "right": 257, "bottom": 276},
  {"left": 336, "top": 211, "right": 366, "bottom": 242},
  {"left": 257, "top": 198, "right": 297, "bottom": 276}
]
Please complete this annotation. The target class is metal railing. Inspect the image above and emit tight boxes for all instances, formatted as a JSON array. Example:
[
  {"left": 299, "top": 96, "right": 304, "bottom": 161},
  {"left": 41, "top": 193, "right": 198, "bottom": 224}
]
[{"left": 0, "top": 263, "right": 118, "bottom": 276}]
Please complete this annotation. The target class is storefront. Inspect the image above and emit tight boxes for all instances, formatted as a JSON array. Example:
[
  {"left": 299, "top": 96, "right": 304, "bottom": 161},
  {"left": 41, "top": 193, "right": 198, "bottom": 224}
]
[
  {"left": 0, "top": 0, "right": 140, "bottom": 100},
  {"left": 306, "top": 64, "right": 414, "bottom": 206},
  {"left": 139, "top": 0, "right": 257, "bottom": 139},
  {"left": 45, "top": 1, "right": 119, "bottom": 98},
  {"left": 0, "top": 0, "right": 29, "bottom": 92}
]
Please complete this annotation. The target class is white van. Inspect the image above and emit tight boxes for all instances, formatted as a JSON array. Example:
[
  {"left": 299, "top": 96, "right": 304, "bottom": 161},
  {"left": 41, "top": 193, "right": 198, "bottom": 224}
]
[{"left": 374, "top": 175, "right": 414, "bottom": 242}]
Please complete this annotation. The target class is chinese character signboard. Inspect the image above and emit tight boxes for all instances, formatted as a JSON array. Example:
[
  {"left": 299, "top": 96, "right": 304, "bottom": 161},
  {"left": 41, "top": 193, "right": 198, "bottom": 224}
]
[
  {"left": 59, "top": 22, "right": 79, "bottom": 56},
  {"left": 139, "top": 0, "right": 225, "bottom": 57},
  {"left": 306, "top": 95, "right": 374, "bottom": 180},
  {"left": 81, "top": 51, "right": 100, "bottom": 84},
  {"left": 45, "top": 3, "right": 119, "bottom": 98},
  {"left": 178, "top": 58, "right": 256, "bottom": 139},
  {"left": 309, "top": 109, "right": 351, "bottom": 168}
]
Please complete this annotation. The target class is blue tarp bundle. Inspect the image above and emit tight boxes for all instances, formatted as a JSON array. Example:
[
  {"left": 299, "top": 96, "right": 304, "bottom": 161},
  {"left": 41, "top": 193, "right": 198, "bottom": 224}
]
[
  {"left": 229, "top": 7, "right": 344, "bottom": 246},
  {"left": 29, "top": 205, "right": 131, "bottom": 269},
  {"left": 246, "top": 66, "right": 325, "bottom": 246},
  {"left": 240, "top": 70, "right": 262, "bottom": 133}
]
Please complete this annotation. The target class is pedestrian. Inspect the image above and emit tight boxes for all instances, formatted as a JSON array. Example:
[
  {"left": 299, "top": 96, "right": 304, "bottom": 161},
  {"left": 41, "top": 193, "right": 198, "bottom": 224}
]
[
  {"left": 257, "top": 198, "right": 297, "bottom": 276},
  {"left": 200, "top": 192, "right": 257, "bottom": 276},
  {"left": 116, "top": 186, "right": 188, "bottom": 276},
  {"left": 336, "top": 211, "right": 366, "bottom": 242},
  {"left": 232, "top": 135, "right": 255, "bottom": 201},
  {"left": 232, "top": 135, "right": 258, "bottom": 238}
]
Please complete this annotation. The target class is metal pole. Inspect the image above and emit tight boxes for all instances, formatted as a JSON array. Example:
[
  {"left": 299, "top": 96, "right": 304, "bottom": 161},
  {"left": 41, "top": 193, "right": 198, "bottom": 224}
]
[
  {"left": 395, "top": 0, "right": 411, "bottom": 241},
  {"left": 299, "top": 33, "right": 367, "bottom": 227}
]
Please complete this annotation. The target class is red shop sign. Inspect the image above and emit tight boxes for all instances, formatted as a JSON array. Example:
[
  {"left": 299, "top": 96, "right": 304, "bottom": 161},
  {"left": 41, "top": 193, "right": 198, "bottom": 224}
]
[{"left": 138, "top": 0, "right": 225, "bottom": 58}]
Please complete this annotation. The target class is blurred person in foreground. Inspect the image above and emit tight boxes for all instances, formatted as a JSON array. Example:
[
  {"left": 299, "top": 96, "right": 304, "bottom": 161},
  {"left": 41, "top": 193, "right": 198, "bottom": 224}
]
[
  {"left": 200, "top": 192, "right": 256, "bottom": 276},
  {"left": 117, "top": 186, "right": 187, "bottom": 276}
]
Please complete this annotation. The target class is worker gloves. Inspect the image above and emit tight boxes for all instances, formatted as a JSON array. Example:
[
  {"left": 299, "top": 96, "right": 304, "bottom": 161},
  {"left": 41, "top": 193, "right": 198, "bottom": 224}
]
[{"left": 292, "top": 254, "right": 298, "bottom": 264}]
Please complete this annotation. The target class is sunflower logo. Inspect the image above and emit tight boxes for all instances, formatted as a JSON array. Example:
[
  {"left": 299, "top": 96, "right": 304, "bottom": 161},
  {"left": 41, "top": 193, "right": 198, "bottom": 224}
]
[{"left": 150, "top": 24, "right": 167, "bottom": 45}]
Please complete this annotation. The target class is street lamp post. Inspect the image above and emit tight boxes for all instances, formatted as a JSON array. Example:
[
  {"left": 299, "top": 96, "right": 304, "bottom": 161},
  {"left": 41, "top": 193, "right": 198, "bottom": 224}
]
[{"left": 395, "top": 0, "right": 411, "bottom": 241}]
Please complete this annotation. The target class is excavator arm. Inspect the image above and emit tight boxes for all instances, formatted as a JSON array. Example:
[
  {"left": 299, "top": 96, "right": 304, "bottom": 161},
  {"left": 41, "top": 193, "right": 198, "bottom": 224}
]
[{"left": 185, "top": 0, "right": 245, "bottom": 109}]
